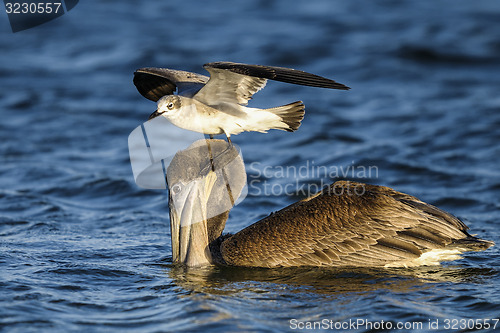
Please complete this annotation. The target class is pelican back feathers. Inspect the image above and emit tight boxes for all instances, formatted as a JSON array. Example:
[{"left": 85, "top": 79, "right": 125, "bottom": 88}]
[{"left": 218, "top": 181, "right": 493, "bottom": 267}]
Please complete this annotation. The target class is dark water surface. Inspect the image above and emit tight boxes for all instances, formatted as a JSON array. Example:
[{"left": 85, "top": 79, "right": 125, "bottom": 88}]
[{"left": 1, "top": 1, "right": 500, "bottom": 332}]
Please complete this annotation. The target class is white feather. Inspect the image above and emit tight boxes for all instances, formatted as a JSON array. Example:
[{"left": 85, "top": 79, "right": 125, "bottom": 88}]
[{"left": 385, "top": 249, "right": 464, "bottom": 268}]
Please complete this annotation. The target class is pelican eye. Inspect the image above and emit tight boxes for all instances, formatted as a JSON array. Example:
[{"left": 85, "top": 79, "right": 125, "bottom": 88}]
[
  {"left": 171, "top": 184, "right": 182, "bottom": 195},
  {"left": 167, "top": 102, "right": 174, "bottom": 110}
]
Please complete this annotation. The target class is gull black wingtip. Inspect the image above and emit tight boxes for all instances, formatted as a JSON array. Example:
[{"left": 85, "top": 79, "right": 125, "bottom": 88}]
[
  {"left": 134, "top": 67, "right": 210, "bottom": 102},
  {"left": 204, "top": 61, "right": 351, "bottom": 91},
  {"left": 133, "top": 68, "right": 179, "bottom": 102}
]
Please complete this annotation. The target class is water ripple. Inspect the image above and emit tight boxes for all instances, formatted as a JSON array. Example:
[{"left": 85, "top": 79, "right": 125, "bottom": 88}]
[{"left": 1, "top": 0, "right": 499, "bottom": 332}]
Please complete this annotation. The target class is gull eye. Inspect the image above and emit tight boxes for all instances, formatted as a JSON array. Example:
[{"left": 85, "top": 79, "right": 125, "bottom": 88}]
[{"left": 167, "top": 102, "right": 174, "bottom": 110}]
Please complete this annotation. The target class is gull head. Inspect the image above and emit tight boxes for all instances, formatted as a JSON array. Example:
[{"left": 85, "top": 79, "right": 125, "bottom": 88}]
[{"left": 149, "top": 95, "right": 182, "bottom": 120}]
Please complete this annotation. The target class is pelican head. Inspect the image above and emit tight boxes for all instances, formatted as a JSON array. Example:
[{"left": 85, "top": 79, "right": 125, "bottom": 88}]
[{"left": 166, "top": 139, "right": 246, "bottom": 267}]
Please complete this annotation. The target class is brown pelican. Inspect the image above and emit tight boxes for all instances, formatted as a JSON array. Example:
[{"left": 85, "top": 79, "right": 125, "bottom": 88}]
[
  {"left": 166, "top": 140, "right": 493, "bottom": 268},
  {"left": 133, "top": 62, "right": 349, "bottom": 143}
]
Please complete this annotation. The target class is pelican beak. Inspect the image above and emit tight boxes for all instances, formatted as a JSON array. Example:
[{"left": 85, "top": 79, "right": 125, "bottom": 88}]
[
  {"left": 169, "top": 171, "right": 217, "bottom": 267},
  {"left": 149, "top": 109, "right": 162, "bottom": 120}
]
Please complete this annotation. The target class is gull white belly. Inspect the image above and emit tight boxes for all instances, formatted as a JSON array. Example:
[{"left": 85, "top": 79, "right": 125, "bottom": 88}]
[
  {"left": 161, "top": 95, "right": 288, "bottom": 137},
  {"left": 167, "top": 102, "right": 224, "bottom": 135},
  {"left": 167, "top": 100, "right": 250, "bottom": 136}
]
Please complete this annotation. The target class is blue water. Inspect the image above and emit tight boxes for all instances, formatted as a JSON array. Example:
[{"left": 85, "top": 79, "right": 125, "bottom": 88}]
[{"left": 1, "top": 1, "right": 500, "bottom": 332}]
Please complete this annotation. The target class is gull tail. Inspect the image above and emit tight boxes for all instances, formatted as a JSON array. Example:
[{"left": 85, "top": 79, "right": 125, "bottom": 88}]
[
  {"left": 265, "top": 101, "right": 305, "bottom": 132},
  {"left": 243, "top": 101, "right": 305, "bottom": 134}
]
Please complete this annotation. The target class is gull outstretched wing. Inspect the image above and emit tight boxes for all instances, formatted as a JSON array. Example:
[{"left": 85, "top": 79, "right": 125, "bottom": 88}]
[{"left": 193, "top": 61, "right": 350, "bottom": 106}]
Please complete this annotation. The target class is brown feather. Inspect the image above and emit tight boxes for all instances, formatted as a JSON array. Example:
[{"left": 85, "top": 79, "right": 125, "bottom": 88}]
[{"left": 219, "top": 181, "right": 492, "bottom": 267}]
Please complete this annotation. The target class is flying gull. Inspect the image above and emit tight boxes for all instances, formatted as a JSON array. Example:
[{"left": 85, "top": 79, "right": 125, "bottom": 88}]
[{"left": 133, "top": 62, "right": 349, "bottom": 142}]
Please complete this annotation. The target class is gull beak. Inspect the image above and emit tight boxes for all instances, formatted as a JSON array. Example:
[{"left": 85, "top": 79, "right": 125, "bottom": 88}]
[
  {"left": 149, "top": 109, "right": 161, "bottom": 120},
  {"left": 169, "top": 171, "right": 218, "bottom": 267}
]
